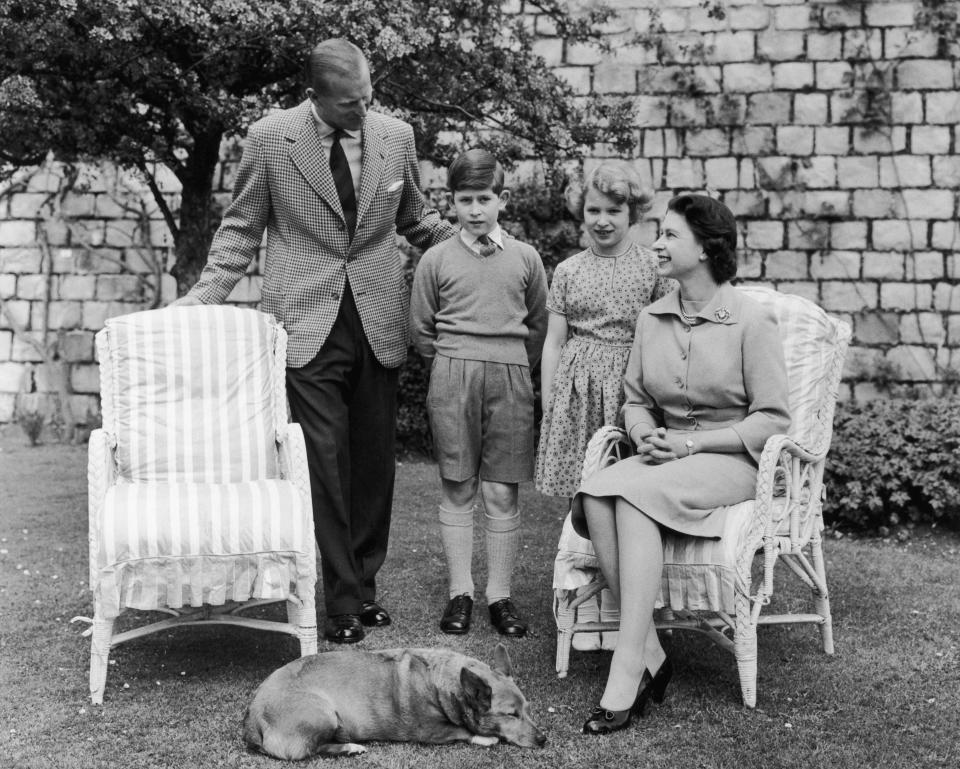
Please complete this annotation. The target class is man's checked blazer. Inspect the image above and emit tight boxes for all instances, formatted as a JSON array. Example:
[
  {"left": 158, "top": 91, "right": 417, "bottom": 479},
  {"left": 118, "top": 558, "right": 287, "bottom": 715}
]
[{"left": 189, "top": 101, "right": 455, "bottom": 369}]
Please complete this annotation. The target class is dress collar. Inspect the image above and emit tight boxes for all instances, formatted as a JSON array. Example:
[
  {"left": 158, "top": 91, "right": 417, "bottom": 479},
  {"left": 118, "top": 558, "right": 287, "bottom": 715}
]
[{"left": 648, "top": 282, "right": 739, "bottom": 325}]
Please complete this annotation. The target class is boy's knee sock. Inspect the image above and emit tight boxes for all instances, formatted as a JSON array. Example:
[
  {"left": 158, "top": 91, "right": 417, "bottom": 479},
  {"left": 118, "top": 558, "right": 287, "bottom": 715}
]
[
  {"left": 484, "top": 511, "right": 521, "bottom": 603},
  {"left": 439, "top": 505, "right": 475, "bottom": 599}
]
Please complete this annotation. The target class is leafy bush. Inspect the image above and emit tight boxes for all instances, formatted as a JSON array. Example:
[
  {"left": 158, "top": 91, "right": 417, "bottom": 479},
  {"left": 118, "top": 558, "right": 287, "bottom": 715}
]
[{"left": 824, "top": 397, "right": 960, "bottom": 531}]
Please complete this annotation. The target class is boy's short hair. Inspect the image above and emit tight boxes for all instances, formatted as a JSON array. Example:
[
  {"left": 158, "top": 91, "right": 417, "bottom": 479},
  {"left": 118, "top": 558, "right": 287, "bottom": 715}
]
[
  {"left": 564, "top": 161, "right": 654, "bottom": 225},
  {"left": 447, "top": 148, "right": 505, "bottom": 194}
]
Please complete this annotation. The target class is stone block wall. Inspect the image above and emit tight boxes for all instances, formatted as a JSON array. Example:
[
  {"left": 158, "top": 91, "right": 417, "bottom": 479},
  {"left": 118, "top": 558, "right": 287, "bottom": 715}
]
[
  {"left": 0, "top": 0, "right": 958, "bottom": 435},
  {"left": 518, "top": 0, "right": 958, "bottom": 401}
]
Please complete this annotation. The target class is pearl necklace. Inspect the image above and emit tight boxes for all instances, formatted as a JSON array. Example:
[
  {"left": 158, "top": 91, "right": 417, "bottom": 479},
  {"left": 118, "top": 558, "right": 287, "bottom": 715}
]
[{"left": 678, "top": 297, "right": 701, "bottom": 325}]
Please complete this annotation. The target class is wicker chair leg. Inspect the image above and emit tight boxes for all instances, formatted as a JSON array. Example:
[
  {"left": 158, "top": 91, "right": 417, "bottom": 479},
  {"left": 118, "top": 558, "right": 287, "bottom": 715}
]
[
  {"left": 733, "top": 593, "right": 758, "bottom": 708},
  {"left": 810, "top": 538, "right": 835, "bottom": 655},
  {"left": 554, "top": 593, "right": 575, "bottom": 678},
  {"left": 89, "top": 617, "right": 114, "bottom": 705},
  {"left": 289, "top": 598, "right": 318, "bottom": 656}
]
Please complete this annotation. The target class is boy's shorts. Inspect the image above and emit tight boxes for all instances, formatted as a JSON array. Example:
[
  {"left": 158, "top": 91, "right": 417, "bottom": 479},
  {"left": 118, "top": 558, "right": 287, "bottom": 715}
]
[{"left": 426, "top": 355, "right": 535, "bottom": 483}]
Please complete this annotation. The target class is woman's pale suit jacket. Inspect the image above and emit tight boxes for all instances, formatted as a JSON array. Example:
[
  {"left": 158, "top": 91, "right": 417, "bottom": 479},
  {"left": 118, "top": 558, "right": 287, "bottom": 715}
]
[{"left": 188, "top": 101, "right": 455, "bottom": 368}]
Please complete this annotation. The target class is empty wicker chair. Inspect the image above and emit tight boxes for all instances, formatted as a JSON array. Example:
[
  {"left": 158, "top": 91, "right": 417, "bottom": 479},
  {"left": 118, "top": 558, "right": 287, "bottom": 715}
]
[
  {"left": 553, "top": 286, "right": 851, "bottom": 707},
  {"left": 78, "top": 305, "right": 318, "bottom": 704}
]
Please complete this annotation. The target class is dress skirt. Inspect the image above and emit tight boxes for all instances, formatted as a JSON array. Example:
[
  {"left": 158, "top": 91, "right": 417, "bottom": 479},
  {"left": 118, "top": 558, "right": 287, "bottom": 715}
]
[
  {"left": 571, "top": 451, "right": 759, "bottom": 540},
  {"left": 535, "top": 336, "right": 630, "bottom": 497}
]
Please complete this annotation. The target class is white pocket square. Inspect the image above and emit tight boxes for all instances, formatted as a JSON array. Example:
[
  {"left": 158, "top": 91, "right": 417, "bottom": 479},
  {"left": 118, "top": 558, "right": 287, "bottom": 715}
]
[{"left": 386, "top": 180, "right": 403, "bottom": 193}]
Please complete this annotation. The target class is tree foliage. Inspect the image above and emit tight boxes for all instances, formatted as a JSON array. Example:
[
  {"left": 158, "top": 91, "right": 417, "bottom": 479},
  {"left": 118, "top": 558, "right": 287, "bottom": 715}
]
[{"left": 0, "top": 0, "right": 636, "bottom": 294}]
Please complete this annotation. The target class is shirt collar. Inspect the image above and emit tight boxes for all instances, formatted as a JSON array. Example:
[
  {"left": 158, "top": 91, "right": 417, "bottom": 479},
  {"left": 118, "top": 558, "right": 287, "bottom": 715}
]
[
  {"left": 310, "top": 104, "right": 361, "bottom": 142},
  {"left": 459, "top": 225, "right": 505, "bottom": 252}
]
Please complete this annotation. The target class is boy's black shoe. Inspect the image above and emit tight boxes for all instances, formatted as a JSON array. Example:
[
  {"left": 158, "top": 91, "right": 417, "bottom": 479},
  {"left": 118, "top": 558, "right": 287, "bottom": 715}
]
[
  {"left": 440, "top": 594, "right": 473, "bottom": 634},
  {"left": 488, "top": 598, "right": 527, "bottom": 637}
]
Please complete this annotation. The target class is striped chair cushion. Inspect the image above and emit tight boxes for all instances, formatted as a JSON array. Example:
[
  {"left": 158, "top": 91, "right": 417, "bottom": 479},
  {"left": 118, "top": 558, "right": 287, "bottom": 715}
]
[
  {"left": 739, "top": 286, "right": 841, "bottom": 448},
  {"left": 98, "top": 306, "right": 284, "bottom": 484},
  {"left": 95, "top": 479, "right": 311, "bottom": 618}
]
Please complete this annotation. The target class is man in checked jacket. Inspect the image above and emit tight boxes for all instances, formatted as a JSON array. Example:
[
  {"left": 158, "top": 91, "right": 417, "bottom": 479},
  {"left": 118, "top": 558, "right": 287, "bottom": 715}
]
[{"left": 174, "top": 38, "right": 456, "bottom": 643}]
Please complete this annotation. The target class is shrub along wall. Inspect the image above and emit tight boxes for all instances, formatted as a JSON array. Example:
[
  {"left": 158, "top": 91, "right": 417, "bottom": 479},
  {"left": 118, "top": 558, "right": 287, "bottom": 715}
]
[{"left": 1, "top": 1, "right": 958, "bottom": 462}]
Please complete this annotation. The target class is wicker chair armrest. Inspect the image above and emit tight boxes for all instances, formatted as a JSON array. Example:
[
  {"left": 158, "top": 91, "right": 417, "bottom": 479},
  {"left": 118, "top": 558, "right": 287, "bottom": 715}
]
[
  {"left": 278, "top": 422, "right": 315, "bottom": 541},
  {"left": 580, "top": 425, "right": 632, "bottom": 482},
  {"left": 751, "top": 432, "right": 828, "bottom": 554},
  {"left": 87, "top": 428, "right": 117, "bottom": 588}
]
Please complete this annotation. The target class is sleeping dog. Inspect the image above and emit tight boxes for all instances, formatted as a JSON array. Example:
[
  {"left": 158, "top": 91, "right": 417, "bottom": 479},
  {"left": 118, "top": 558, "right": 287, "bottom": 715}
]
[{"left": 243, "top": 644, "right": 546, "bottom": 759}]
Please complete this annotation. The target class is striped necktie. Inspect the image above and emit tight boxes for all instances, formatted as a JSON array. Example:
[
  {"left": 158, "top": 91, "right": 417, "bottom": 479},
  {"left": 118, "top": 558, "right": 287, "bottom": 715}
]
[
  {"left": 329, "top": 129, "right": 357, "bottom": 239},
  {"left": 477, "top": 234, "right": 497, "bottom": 257}
]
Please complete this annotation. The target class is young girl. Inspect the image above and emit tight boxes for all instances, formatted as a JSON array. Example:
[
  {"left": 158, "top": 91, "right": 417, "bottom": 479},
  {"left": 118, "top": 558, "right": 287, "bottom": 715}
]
[
  {"left": 537, "top": 162, "right": 673, "bottom": 650},
  {"left": 536, "top": 161, "right": 673, "bottom": 500}
]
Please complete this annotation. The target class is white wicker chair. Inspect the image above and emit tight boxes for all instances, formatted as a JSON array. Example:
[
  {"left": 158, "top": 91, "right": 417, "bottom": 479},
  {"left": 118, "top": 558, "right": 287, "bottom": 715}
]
[
  {"left": 76, "top": 306, "right": 318, "bottom": 704},
  {"left": 552, "top": 286, "right": 851, "bottom": 707}
]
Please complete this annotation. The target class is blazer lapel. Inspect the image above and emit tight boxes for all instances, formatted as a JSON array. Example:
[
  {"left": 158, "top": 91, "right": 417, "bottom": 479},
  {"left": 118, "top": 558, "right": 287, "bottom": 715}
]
[
  {"left": 286, "top": 102, "right": 343, "bottom": 221},
  {"left": 356, "top": 120, "right": 387, "bottom": 228}
]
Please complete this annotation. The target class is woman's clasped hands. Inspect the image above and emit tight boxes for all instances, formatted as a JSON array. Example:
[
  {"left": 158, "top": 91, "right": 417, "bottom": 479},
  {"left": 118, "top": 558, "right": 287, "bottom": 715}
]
[{"left": 635, "top": 427, "right": 689, "bottom": 464}]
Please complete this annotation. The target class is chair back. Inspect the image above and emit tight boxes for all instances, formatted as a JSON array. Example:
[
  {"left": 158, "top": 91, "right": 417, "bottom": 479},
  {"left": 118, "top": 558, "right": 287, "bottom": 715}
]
[
  {"left": 96, "top": 306, "right": 287, "bottom": 484},
  {"left": 738, "top": 286, "right": 851, "bottom": 453}
]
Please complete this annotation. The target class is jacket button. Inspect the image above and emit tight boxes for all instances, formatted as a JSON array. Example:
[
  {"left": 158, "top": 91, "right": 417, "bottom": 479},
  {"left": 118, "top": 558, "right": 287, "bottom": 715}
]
[{"left": 338, "top": 223, "right": 345, "bottom": 231}]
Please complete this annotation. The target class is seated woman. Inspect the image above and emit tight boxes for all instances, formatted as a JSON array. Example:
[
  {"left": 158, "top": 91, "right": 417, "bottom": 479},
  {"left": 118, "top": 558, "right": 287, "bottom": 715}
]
[{"left": 572, "top": 194, "right": 791, "bottom": 736}]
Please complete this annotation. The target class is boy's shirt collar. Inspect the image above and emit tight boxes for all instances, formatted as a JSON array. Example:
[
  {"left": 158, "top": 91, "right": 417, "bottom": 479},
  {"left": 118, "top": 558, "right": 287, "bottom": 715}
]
[{"left": 459, "top": 224, "right": 505, "bottom": 254}]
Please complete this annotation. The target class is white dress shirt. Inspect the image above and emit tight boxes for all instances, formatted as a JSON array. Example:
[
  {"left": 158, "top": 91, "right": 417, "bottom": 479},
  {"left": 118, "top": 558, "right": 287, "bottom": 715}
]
[{"left": 311, "top": 105, "right": 363, "bottom": 195}]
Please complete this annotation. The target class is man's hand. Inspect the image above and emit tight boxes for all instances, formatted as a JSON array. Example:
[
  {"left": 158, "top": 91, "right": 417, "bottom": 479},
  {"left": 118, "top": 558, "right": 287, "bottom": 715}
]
[{"left": 167, "top": 294, "right": 203, "bottom": 308}]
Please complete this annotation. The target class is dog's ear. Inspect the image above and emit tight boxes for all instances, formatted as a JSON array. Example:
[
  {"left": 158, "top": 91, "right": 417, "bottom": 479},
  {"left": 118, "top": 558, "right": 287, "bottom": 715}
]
[
  {"left": 460, "top": 667, "right": 493, "bottom": 713},
  {"left": 491, "top": 642, "right": 513, "bottom": 678}
]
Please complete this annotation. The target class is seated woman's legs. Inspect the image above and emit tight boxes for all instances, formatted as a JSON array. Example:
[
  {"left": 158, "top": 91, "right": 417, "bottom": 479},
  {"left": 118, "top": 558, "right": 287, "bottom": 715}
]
[
  {"left": 601, "top": 499, "right": 666, "bottom": 710},
  {"left": 582, "top": 495, "right": 621, "bottom": 600}
]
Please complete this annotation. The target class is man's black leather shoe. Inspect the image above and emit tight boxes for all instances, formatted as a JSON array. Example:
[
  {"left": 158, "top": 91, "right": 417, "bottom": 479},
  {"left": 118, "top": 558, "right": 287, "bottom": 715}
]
[
  {"left": 488, "top": 598, "right": 527, "bottom": 637},
  {"left": 359, "top": 600, "right": 391, "bottom": 628},
  {"left": 324, "top": 614, "right": 364, "bottom": 644},
  {"left": 440, "top": 594, "right": 473, "bottom": 634}
]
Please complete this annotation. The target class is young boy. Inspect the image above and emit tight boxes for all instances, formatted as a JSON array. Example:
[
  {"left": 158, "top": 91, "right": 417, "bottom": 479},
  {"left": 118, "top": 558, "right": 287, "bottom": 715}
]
[{"left": 410, "top": 148, "right": 548, "bottom": 637}]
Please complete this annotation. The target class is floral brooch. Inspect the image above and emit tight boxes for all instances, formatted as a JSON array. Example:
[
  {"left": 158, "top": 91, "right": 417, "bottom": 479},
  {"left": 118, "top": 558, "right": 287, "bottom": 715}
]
[{"left": 714, "top": 307, "right": 731, "bottom": 321}]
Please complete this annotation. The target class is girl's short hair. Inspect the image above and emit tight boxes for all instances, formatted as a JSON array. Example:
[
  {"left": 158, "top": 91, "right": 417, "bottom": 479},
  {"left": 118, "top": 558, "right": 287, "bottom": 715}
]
[
  {"left": 565, "top": 162, "right": 654, "bottom": 225},
  {"left": 447, "top": 148, "right": 505, "bottom": 194},
  {"left": 667, "top": 194, "right": 739, "bottom": 283}
]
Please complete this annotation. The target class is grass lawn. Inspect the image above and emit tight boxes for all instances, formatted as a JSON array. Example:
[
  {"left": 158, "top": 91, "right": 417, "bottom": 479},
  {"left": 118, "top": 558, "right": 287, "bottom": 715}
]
[{"left": 1, "top": 433, "right": 958, "bottom": 768}]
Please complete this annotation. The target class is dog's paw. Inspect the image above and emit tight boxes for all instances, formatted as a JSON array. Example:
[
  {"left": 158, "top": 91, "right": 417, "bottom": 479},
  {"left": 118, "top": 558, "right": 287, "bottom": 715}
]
[
  {"left": 320, "top": 743, "right": 367, "bottom": 757},
  {"left": 469, "top": 735, "right": 500, "bottom": 748}
]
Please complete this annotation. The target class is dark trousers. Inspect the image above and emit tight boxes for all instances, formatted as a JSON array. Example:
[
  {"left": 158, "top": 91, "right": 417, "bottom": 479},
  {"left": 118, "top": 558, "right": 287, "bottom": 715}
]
[{"left": 286, "top": 288, "right": 399, "bottom": 616}]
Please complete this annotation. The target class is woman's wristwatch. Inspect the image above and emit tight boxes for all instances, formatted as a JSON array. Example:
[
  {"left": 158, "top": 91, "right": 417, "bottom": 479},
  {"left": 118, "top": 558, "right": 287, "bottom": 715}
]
[{"left": 684, "top": 438, "right": 696, "bottom": 456}]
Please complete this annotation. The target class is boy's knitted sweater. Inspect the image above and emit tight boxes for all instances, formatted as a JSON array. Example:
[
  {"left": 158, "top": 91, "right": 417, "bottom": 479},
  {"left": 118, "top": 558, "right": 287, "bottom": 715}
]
[{"left": 410, "top": 233, "right": 548, "bottom": 367}]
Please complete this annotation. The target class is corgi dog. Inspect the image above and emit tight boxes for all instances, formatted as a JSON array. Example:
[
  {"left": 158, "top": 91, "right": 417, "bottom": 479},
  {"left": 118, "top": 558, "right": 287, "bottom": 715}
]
[{"left": 243, "top": 644, "right": 546, "bottom": 759}]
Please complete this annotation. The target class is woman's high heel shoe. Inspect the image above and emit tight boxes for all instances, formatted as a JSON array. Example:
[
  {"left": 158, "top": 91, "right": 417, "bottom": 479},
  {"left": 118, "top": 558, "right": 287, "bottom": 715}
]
[
  {"left": 581, "top": 670, "right": 653, "bottom": 735},
  {"left": 634, "top": 657, "right": 674, "bottom": 716},
  {"left": 582, "top": 658, "right": 674, "bottom": 736}
]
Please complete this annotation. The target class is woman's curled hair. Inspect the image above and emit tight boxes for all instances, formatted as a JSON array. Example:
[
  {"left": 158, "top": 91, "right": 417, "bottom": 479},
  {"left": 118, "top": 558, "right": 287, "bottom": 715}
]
[{"left": 667, "top": 193, "right": 739, "bottom": 283}]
